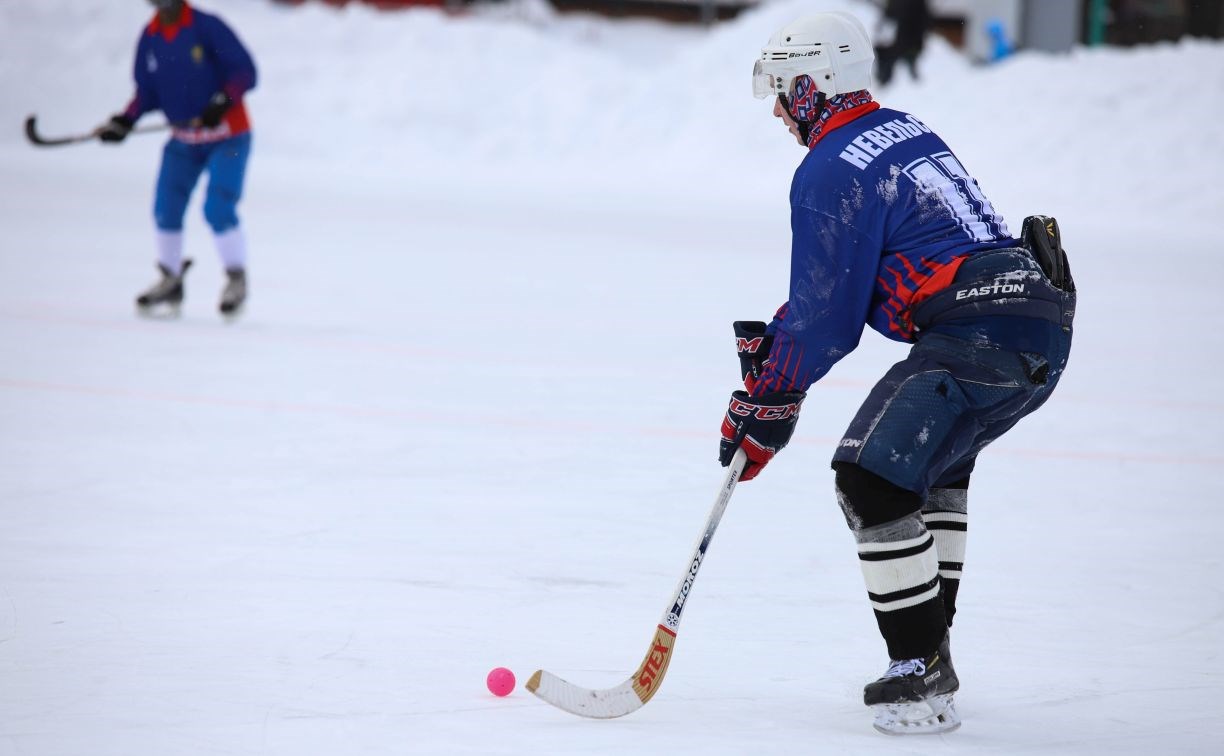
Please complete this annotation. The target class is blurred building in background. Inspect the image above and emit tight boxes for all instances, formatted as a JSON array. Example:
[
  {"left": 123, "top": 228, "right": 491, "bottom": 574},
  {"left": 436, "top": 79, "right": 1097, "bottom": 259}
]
[
  {"left": 925, "top": 0, "right": 1221, "bottom": 61},
  {"left": 1102, "top": 0, "right": 1224, "bottom": 43},
  {"left": 270, "top": 0, "right": 1224, "bottom": 46}
]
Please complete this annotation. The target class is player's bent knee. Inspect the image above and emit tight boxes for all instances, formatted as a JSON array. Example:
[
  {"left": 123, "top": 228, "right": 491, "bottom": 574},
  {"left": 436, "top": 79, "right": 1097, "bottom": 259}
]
[
  {"left": 154, "top": 201, "right": 189, "bottom": 232},
  {"left": 203, "top": 200, "right": 239, "bottom": 234},
  {"left": 834, "top": 461, "right": 923, "bottom": 531}
]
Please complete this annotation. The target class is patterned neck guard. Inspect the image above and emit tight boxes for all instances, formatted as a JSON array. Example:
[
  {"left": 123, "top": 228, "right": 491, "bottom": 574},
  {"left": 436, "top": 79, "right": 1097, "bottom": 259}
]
[{"left": 788, "top": 75, "right": 875, "bottom": 149}]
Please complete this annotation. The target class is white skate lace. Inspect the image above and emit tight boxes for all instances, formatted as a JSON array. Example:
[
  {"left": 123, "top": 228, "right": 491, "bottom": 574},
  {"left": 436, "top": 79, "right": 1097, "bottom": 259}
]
[{"left": 883, "top": 658, "right": 926, "bottom": 678}]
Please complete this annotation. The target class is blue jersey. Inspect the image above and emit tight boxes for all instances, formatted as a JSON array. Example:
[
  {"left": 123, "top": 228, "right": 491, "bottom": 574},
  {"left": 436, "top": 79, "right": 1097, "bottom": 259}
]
[
  {"left": 753, "top": 105, "right": 1015, "bottom": 395},
  {"left": 124, "top": 3, "right": 257, "bottom": 142}
]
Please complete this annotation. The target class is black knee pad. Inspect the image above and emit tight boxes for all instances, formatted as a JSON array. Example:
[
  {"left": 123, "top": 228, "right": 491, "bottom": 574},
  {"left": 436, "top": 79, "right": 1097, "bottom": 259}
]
[
  {"left": 937, "top": 476, "right": 970, "bottom": 491},
  {"left": 833, "top": 462, "right": 924, "bottom": 531}
]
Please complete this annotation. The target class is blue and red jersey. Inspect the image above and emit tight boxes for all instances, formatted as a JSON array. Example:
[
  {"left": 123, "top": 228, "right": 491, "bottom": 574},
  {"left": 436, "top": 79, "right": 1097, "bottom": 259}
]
[
  {"left": 752, "top": 104, "right": 1016, "bottom": 395},
  {"left": 123, "top": 2, "right": 257, "bottom": 144}
]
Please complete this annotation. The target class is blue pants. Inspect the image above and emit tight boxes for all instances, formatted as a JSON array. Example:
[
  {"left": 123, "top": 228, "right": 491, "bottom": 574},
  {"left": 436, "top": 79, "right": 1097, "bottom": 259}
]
[
  {"left": 832, "top": 324, "right": 1073, "bottom": 494},
  {"left": 833, "top": 246, "right": 1075, "bottom": 494},
  {"left": 154, "top": 133, "right": 252, "bottom": 233}
]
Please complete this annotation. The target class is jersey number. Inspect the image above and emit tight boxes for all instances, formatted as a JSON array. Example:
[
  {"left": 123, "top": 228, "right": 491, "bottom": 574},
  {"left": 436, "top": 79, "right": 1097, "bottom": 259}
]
[{"left": 903, "top": 152, "right": 1008, "bottom": 242}]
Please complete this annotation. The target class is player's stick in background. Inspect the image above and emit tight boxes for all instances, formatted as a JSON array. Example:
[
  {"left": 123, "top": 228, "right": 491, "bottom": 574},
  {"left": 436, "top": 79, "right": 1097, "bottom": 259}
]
[{"left": 24, "top": 115, "right": 176, "bottom": 147}]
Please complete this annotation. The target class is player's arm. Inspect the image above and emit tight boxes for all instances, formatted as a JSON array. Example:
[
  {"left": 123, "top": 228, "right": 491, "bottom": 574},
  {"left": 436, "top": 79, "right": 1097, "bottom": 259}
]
[
  {"left": 205, "top": 15, "right": 257, "bottom": 100},
  {"left": 749, "top": 204, "right": 879, "bottom": 396},
  {"left": 198, "top": 16, "right": 258, "bottom": 127},
  {"left": 719, "top": 205, "right": 879, "bottom": 479}
]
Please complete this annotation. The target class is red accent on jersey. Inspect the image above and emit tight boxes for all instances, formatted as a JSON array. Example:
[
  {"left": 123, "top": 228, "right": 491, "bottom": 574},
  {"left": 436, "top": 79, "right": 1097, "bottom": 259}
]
[
  {"left": 879, "top": 255, "right": 969, "bottom": 339},
  {"left": 753, "top": 329, "right": 807, "bottom": 395},
  {"left": 224, "top": 102, "right": 250, "bottom": 136},
  {"left": 809, "top": 101, "right": 881, "bottom": 148},
  {"left": 910, "top": 255, "right": 968, "bottom": 309},
  {"left": 148, "top": 2, "right": 195, "bottom": 43}
]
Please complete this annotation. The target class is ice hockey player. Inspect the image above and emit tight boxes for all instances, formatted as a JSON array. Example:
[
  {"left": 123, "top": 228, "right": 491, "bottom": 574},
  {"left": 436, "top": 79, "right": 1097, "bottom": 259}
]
[
  {"left": 718, "top": 12, "right": 1076, "bottom": 734},
  {"left": 97, "top": 0, "right": 257, "bottom": 317}
]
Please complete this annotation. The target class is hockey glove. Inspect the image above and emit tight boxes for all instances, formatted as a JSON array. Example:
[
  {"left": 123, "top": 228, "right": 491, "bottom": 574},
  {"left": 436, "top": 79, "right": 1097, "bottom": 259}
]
[
  {"left": 199, "top": 92, "right": 233, "bottom": 128},
  {"left": 719, "top": 389, "right": 805, "bottom": 481},
  {"left": 98, "top": 114, "right": 134, "bottom": 143},
  {"left": 733, "top": 320, "right": 773, "bottom": 393}
]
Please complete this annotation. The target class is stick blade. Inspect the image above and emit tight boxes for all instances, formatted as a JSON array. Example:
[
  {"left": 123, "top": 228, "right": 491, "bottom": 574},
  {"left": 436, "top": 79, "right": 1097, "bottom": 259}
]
[
  {"left": 23, "top": 115, "right": 40, "bottom": 144},
  {"left": 528, "top": 623, "right": 675, "bottom": 719},
  {"left": 24, "top": 115, "right": 87, "bottom": 147},
  {"left": 526, "top": 670, "right": 645, "bottom": 719}
]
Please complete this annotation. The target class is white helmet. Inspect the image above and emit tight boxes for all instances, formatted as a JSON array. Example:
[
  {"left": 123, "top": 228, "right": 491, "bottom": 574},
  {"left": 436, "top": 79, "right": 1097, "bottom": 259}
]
[{"left": 752, "top": 12, "right": 875, "bottom": 99}]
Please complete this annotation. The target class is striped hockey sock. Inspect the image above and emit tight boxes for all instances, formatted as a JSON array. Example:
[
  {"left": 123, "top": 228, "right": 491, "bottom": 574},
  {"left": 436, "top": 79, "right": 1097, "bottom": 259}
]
[
  {"left": 923, "top": 486, "right": 968, "bottom": 627},
  {"left": 855, "top": 511, "right": 947, "bottom": 660}
]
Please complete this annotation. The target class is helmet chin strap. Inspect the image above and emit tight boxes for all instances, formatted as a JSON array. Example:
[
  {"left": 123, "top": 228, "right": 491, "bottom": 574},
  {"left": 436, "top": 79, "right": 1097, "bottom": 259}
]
[{"left": 778, "top": 91, "right": 827, "bottom": 145}]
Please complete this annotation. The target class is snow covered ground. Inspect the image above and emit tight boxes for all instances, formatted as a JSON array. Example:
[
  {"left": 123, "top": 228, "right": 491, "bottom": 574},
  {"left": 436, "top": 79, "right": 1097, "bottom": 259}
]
[{"left": 2, "top": 0, "right": 1223, "bottom": 753}]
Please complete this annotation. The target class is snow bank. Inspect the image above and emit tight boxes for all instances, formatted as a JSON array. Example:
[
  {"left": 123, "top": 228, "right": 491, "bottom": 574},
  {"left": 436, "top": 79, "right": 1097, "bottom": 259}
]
[{"left": 3, "top": 0, "right": 1222, "bottom": 227}]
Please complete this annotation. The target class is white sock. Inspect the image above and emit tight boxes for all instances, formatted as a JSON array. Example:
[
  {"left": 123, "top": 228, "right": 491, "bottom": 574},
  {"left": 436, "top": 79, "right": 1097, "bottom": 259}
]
[
  {"left": 923, "top": 488, "right": 968, "bottom": 584},
  {"left": 214, "top": 227, "right": 248, "bottom": 272},
  {"left": 156, "top": 230, "right": 184, "bottom": 275},
  {"left": 855, "top": 512, "right": 940, "bottom": 613}
]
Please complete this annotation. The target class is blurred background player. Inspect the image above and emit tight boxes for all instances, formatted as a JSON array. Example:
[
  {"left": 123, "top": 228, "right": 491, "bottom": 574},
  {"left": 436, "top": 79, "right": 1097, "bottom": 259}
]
[
  {"left": 98, "top": 0, "right": 257, "bottom": 317},
  {"left": 724, "top": 11, "right": 1075, "bottom": 734},
  {"left": 873, "top": 0, "right": 930, "bottom": 86}
]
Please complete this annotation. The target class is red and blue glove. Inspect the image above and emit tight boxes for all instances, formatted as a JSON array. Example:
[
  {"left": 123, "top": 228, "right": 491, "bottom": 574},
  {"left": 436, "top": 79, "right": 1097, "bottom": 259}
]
[
  {"left": 733, "top": 320, "right": 773, "bottom": 393},
  {"left": 719, "top": 389, "right": 805, "bottom": 481}
]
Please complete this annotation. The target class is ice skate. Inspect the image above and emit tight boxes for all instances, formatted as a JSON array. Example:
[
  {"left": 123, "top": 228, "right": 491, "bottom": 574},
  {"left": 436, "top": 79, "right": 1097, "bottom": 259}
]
[
  {"left": 219, "top": 267, "right": 246, "bottom": 317},
  {"left": 135, "top": 259, "right": 192, "bottom": 318},
  {"left": 864, "top": 635, "right": 960, "bottom": 735}
]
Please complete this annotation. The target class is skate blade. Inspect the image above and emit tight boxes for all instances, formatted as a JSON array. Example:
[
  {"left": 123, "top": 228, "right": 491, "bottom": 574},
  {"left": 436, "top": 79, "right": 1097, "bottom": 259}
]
[
  {"left": 871, "top": 694, "right": 960, "bottom": 735},
  {"left": 136, "top": 302, "right": 182, "bottom": 320}
]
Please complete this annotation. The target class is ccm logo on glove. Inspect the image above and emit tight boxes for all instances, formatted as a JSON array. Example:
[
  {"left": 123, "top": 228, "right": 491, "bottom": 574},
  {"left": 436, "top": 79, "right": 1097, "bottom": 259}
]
[
  {"left": 733, "top": 320, "right": 774, "bottom": 393},
  {"left": 737, "top": 336, "right": 767, "bottom": 355},
  {"left": 728, "top": 397, "right": 802, "bottom": 421},
  {"left": 719, "top": 389, "right": 806, "bottom": 481}
]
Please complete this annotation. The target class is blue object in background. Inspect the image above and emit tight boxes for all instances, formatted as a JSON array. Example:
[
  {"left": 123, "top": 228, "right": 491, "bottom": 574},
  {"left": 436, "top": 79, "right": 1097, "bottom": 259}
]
[{"left": 987, "top": 18, "right": 1014, "bottom": 61}]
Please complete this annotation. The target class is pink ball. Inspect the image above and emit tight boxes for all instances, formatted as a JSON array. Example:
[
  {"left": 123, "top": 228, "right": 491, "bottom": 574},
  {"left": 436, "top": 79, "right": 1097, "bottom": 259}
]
[{"left": 486, "top": 667, "right": 515, "bottom": 697}]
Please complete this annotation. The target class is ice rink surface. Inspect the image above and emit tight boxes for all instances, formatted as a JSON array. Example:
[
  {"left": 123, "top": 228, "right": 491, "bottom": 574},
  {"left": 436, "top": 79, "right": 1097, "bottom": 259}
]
[{"left": 2, "top": 1, "right": 1222, "bottom": 753}]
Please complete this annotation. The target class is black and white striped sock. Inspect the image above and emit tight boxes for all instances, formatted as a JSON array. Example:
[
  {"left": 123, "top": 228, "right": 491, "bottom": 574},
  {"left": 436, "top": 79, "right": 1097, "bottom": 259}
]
[
  {"left": 855, "top": 511, "right": 947, "bottom": 659},
  {"left": 923, "top": 486, "right": 968, "bottom": 627}
]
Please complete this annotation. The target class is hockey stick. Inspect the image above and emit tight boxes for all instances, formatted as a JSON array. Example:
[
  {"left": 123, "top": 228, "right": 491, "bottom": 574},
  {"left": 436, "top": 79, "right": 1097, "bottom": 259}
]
[
  {"left": 526, "top": 448, "right": 747, "bottom": 718},
  {"left": 24, "top": 115, "right": 174, "bottom": 147}
]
